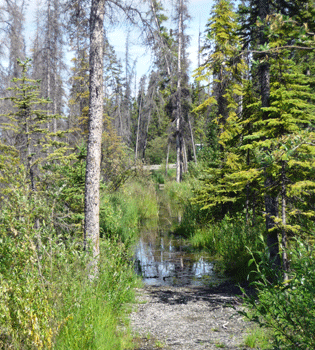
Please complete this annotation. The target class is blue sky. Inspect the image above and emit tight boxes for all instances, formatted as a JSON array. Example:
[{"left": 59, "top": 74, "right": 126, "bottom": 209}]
[
  {"left": 105, "top": 0, "right": 214, "bottom": 79},
  {"left": 24, "top": 0, "right": 214, "bottom": 86}
]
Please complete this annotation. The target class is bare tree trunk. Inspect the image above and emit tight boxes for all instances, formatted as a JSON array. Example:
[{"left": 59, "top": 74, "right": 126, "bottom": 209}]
[
  {"left": 188, "top": 116, "right": 197, "bottom": 164},
  {"left": 245, "top": 149, "right": 250, "bottom": 224},
  {"left": 135, "top": 96, "right": 142, "bottom": 161},
  {"left": 257, "top": 0, "right": 281, "bottom": 269},
  {"left": 143, "top": 110, "right": 151, "bottom": 160},
  {"left": 182, "top": 139, "right": 188, "bottom": 173},
  {"left": 176, "top": 0, "right": 183, "bottom": 183},
  {"left": 281, "top": 161, "right": 289, "bottom": 281},
  {"left": 150, "top": 0, "right": 171, "bottom": 76},
  {"left": 165, "top": 141, "right": 170, "bottom": 177},
  {"left": 176, "top": 115, "right": 182, "bottom": 183},
  {"left": 47, "top": 0, "right": 51, "bottom": 131},
  {"left": 265, "top": 176, "right": 281, "bottom": 268},
  {"left": 84, "top": 0, "right": 105, "bottom": 278}
]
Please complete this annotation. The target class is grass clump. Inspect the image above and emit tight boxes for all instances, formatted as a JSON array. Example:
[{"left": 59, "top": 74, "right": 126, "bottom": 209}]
[
  {"left": 244, "top": 326, "right": 272, "bottom": 349},
  {"left": 54, "top": 238, "right": 139, "bottom": 350},
  {"left": 189, "top": 216, "right": 265, "bottom": 280}
]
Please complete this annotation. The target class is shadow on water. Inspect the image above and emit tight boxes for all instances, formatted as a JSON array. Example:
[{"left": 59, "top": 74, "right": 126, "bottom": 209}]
[{"left": 134, "top": 193, "right": 226, "bottom": 287}]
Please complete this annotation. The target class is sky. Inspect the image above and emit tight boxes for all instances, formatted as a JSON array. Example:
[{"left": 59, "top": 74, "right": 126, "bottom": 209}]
[
  {"left": 105, "top": 0, "right": 214, "bottom": 80},
  {"left": 24, "top": 0, "right": 214, "bottom": 87}
]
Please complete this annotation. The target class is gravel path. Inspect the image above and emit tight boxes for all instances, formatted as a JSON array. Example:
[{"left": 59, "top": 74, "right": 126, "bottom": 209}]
[{"left": 130, "top": 282, "right": 255, "bottom": 350}]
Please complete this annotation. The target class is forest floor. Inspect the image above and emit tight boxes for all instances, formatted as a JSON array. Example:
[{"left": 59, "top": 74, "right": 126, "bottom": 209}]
[{"left": 130, "top": 281, "right": 256, "bottom": 350}]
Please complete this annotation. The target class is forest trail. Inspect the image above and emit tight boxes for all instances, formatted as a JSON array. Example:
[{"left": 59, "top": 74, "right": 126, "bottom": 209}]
[{"left": 131, "top": 282, "right": 254, "bottom": 350}]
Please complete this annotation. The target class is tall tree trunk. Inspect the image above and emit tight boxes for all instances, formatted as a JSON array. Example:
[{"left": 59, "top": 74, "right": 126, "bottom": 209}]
[
  {"left": 176, "top": 0, "right": 183, "bottom": 183},
  {"left": 142, "top": 110, "right": 151, "bottom": 160},
  {"left": 188, "top": 116, "right": 197, "bottom": 164},
  {"left": 135, "top": 95, "right": 142, "bottom": 161},
  {"left": 258, "top": 0, "right": 281, "bottom": 268},
  {"left": 182, "top": 139, "right": 188, "bottom": 173},
  {"left": 150, "top": 0, "right": 171, "bottom": 76},
  {"left": 281, "top": 161, "right": 289, "bottom": 281},
  {"left": 165, "top": 141, "right": 170, "bottom": 177},
  {"left": 84, "top": 0, "right": 105, "bottom": 277}
]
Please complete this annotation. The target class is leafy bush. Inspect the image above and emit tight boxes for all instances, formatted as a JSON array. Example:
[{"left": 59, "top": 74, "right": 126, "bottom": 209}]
[
  {"left": 242, "top": 240, "right": 315, "bottom": 349},
  {"left": 0, "top": 168, "right": 139, "bottom": 350}
]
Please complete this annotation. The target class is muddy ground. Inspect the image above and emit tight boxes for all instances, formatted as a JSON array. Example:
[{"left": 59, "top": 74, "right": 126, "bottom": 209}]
[{"left": 130, "top": 281, "right": 257, "bottom": 350}]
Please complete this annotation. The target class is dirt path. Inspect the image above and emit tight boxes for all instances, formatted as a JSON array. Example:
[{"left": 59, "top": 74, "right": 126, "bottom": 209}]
[{"left": 130, "top": 282, "right": 254, "bottom": 350}]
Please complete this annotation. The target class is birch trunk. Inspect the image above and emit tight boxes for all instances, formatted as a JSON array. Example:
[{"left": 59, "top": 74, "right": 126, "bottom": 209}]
[{"left": 84, "top": 0, "right": 105, "bottom": 277}]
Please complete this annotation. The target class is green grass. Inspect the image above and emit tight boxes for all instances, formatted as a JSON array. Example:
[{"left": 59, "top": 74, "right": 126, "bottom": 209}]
[
  {"left": 244, "top": 326, "right": 273, "bottom": 349},
  {"left": 189, "top": 216, "right": 265, "bottom": 280},
  {"left": 0, "top": 181, "right": 140, "bottom": 350},
  {"left": 100, "top": 178, "right": 159, "bottom": 242},
  {"left": 52, "top": 239, "right": 140, "bottom": 349}
]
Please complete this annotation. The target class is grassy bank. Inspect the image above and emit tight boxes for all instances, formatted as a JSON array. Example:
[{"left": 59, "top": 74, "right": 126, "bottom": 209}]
[
  {"left": 100, "top": 176, "right": 159, "bottom": 242},
  {"left": 0, "top": 184, "right": 139, "bottom": 349},
  {"left": 0, "top": 171, "right": 162, "bottom": 349}
]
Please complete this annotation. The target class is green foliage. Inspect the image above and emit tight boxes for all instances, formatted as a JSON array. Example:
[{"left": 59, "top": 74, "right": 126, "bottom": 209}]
[
  {"left": 190, "top": 216, "right": 265, "bottom": 280},
  {"left": 0, "top": 59, "right": 69, "bottom": 171},
  {"left": 151, "top": 169, "right": 165, "bottom": 184},
  {"left": 0, "top": 167, "right": 139, "bottom": 350},
  {"left": 54, "top": 239, "right": 138, "bottom": 350},
  {"left": 0, "top": 172, "right": 58, "bottom": 349},
  {"left": 244, "top": 326, "right": 273, "bottom": 349},
  {"left": 242, "top": 240, "right": 315, "bottom": 349},
  {"left": 100, "top": 178, "right": 159, "bottom": 242},
  {"left": 145, "top": 136, "right": 175, "bottom": 164}
]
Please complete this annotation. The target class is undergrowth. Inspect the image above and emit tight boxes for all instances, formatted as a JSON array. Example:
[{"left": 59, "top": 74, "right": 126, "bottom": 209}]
[
  {"left": 0, "top": 169, "right": 140, "bottom": 349},
  {"left": 100, "top": 177, "right": 159, "bottom": 242},
  {"left": 241, "top": 239, "right": 315, "bottom": 349}
]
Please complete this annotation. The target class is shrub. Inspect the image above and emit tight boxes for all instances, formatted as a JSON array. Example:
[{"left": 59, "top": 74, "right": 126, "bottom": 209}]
[
  {"left": 0, "top": 168, "right": 139, "bottom": 350},
  {"left": 242, "top": 240, "right": 315, "bottom": 349}
]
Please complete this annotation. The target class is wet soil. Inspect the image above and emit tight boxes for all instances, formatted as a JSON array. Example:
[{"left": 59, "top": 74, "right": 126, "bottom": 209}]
[{"left": 130, "top": 281, "right": 255, "bottom": 350}]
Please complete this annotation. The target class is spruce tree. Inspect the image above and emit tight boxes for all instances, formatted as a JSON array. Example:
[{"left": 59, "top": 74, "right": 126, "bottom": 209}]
[{"left": 0, "top": 58, "right": 66, "bottom": 191}]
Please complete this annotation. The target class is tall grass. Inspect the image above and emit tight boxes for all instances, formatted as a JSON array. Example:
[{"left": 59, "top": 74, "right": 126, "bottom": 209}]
[
  {"left": 0, "top": 175, "right": 139, "bottom": 349},
  {"left": 100, "top": 178, "right": 159, "bottom": 242},
  {"left": 54, "top": 239, "right": 138, "bottom": 350},
  {"left": 189, "top": 216, "right": 265, "bottom": 280}
]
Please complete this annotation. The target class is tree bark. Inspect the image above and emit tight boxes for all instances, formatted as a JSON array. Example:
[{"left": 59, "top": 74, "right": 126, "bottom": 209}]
[
  {"left": 165, "top": 141, "right": 170, "bottom": 177},
  {"left": 135, "top": 95, "right": 142, "bottom": 161},
  {"left": 176, "top": 0, "right": 183, "bottom": 183},
  {"left": 84, "top": 0, "right": 105, "bottom": 277},
  {"left": 150, "top": 0, "right": 171, "bottom": 76},
  {"left": 188, "top": 116, "right": 197, "bottom": 164},
  {"left": 257, "top": 0, "right": 281, "bottom": 268},
  {"left": 281, "top": 161, "right": 289, "bottom": 281}
]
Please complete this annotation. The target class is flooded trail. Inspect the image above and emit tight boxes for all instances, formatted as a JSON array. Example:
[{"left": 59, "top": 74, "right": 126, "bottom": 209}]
[{"left": 130, "top": 195, "right": 255, "bottom": 350}]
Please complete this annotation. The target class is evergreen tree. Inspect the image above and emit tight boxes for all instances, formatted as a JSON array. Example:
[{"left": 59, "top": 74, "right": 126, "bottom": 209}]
[{"left": 0, "top": 59, "right": 67, "bottom": 191}]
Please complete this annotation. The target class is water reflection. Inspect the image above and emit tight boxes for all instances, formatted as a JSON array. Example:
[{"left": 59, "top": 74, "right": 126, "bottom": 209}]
[{"left": 134, "top": 230, "right": 215, "bottom": 286}]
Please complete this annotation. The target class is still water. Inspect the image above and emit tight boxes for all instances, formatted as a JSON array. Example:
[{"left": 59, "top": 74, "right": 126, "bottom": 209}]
[{"left": 134, "top": 227, "right": 217, "bottom": 287}]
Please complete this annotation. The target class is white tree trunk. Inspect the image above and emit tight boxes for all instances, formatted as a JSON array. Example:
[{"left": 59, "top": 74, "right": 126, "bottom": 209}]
[{"left": 84, "top": 0, "right": 105, "bottom": 277}]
